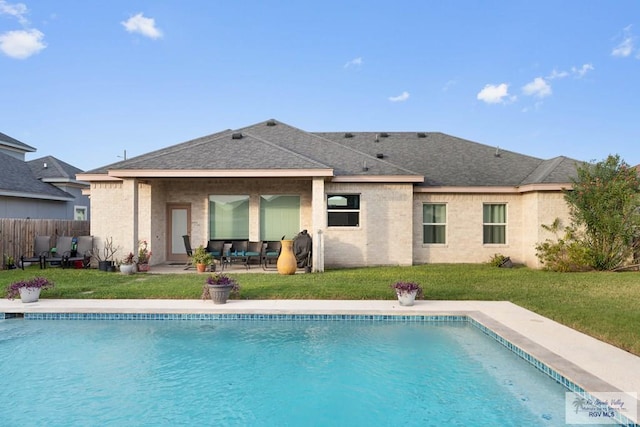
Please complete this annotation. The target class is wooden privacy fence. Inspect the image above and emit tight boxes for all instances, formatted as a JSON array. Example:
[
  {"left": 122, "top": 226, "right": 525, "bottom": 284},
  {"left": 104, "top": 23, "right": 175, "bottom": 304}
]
[{"left": 0, "top": 219, "right": 90, "bottom": 265}]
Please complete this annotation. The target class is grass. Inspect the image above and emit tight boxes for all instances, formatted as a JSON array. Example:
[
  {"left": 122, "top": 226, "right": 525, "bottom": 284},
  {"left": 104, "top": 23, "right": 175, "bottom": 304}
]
[{"left": 3, "top": 264, "right": 640, "bottom": 355}]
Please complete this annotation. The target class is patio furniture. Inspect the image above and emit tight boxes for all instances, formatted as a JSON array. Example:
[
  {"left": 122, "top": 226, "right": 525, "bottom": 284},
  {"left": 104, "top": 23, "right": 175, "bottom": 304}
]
[
  {"left": 221, "top": 241, "right": 250, "bottom": 270},
  {"left": 261, "top": 241, "right": 281, "bottom": 270},
  {"left": 64, "top": 236, "right": 94, "bottom": 268},
  {"left": 20, "top": 235, "right": 50, "bottom": 269},
  {"left": 43, "top": 236, "right": 73, "bottom": 268},
  {"left": 182, "top": 235, "right": 194, "bottom": 270}
]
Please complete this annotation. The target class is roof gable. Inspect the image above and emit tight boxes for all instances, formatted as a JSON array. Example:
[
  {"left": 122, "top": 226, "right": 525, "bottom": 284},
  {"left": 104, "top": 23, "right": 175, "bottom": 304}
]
[{"left": 0, "top": 131, "right": 36, "bottom": 153}]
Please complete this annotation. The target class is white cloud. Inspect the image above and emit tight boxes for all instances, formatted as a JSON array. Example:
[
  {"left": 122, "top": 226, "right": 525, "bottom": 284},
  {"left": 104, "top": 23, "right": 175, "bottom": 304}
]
[
  {"left": 547, "top": 69, "right": 569, "bottom": 80},
  {"left": 388, "top": 91, "right": 410, "bottom": 102},
  {"left": 0, "top": 0, "right": 28, "bottom": 25},
  {"left": 344, "top": 57, "right": 362, "bottom": 68},
  {"left": 0, "top": 28, "right": 46, "bottom": 59},
  {"left": 612, "top": 25, "right": 634, "bottom": 57},
  {"left": 121, "top": 13, "right": 163, "bottom": 39},
  {"left": 522, "top": 77, "right": 552, "bottom": 98},
  {"left": 572, "top": 63, "right": 594, "bottom": 78},
  {"left": 476, "top": 83, "right": 512, "bottom": 104}
]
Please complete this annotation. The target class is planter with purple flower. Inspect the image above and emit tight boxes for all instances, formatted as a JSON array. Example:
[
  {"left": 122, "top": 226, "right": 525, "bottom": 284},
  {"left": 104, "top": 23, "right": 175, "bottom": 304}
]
[
  {"left": 202, "top": 273, "right": 240, "bottom": 304},
  {"left": 6, "top": 277, "right": 55, "bottom": 303},
  {"left": 391, "top": 281, "right": 423, "bottom": 306}
]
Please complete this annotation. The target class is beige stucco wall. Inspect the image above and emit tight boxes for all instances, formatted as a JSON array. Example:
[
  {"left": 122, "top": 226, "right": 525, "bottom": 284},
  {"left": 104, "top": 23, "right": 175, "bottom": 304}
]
[{"left": 412, "top": 190, "right": 571, "bottom": 267}]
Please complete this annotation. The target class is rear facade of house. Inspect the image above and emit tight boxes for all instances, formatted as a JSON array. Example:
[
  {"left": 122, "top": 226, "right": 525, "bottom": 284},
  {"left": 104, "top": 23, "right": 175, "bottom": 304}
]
[{"left": 77, "top": 119, "right": 578, "bottom": 270}]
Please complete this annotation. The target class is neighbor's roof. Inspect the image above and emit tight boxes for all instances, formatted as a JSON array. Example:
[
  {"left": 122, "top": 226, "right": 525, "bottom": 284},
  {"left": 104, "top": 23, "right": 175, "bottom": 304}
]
[
  {"left": 28, "top": 156, "right": 86, "bottom": 184},
  {"left": 0, "top": 131, "right": 36, "bottom": 153},
  {"left": 0, "top": 152, "right": 75, "bottom": 201},
  {"left": 82, "top": 119, "right": 580, "bottom": 187}
]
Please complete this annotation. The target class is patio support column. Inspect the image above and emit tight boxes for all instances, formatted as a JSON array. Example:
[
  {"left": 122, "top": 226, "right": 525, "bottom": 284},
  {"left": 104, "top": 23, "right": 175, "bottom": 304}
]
[
  {"left": 122, "top": 178, "right": 139, "bottom": 254},
  {"left": 311, "top": 177, "right": 326, "bottom": 272}
]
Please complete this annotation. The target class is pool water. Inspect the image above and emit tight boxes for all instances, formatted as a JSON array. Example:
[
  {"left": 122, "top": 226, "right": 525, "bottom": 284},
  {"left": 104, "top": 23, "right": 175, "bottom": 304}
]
[{"left": 1, "top": 319, "right": 575, "bottom": 426}]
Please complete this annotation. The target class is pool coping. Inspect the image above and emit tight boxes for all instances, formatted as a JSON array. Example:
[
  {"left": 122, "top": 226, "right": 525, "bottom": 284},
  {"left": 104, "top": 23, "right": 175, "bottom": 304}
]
[{"left": 1, "top": 298, "right": 639, "bottom": 425}]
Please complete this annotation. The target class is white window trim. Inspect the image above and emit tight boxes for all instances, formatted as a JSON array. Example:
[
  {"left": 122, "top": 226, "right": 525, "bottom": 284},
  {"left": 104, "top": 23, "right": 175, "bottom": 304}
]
[
  {"left": 74, "top": 205, "right": 87, "bottom": 221},
  {"left": 327, "top": 194, "right": 361, "bottom": 228}
]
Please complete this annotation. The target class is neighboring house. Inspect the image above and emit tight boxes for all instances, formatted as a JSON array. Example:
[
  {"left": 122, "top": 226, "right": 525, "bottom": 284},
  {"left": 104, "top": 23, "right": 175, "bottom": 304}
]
[
  {"left": 77, "top": 119, "right": 580, "bottom": 270},
  {"left": 0, "top": 132, "right": 90, "bottom": 220}
]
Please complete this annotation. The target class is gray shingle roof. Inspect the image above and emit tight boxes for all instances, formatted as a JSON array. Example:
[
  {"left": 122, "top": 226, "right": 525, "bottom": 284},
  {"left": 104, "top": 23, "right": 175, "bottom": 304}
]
[
  {"left": 28, "top": 156, "right": 84, "bottom": 181},
  {"left": 86, "top": 119, "right": 580, "bottom": 186},
  {"left": 0, "top": 131, "right": 36, "bottom": 152},
  {"left": 0, "top": 152, "right": 75, "bottom": 199}
]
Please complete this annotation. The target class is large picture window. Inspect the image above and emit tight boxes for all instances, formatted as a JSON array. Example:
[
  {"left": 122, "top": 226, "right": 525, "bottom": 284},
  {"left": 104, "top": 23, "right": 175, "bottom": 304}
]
[
  {"left": 327, "top": 194, "right": 360, "bottom": 227},
  {"left": 423, "top": 203, "right": 446, "bottom": 244},
  {"left": 260, "top": 195, "right": 300, "bottom": 241},
  {"left": 209, "top": 195, "right": 249, "bottom": 239},
  {"left": 483, "top": 203, "right": 506, "bottom": 244}
]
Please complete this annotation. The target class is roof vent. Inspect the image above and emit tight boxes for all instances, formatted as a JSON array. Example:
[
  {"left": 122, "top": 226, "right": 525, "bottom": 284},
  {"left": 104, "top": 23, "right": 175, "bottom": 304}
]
[
  {"left": 43, "top": 162, "right": 48, "bottom": 169},
  {"left": 376, "top": 153, "right": 384, "bottom": 159},
  {"left": 494, "top": 146, "right": 501, "bottom": 157},
  {"left": 417, "top": 132, "right": 427, "bottom": 138},
  {"left": 379, "top": 132, "right": 389, "bottom": 138},
  {"left": 231, "top": 133, "right": 243, "bottom": 140},
  {"left": 362, "top": 160, "right": 369, "bottom": 172},
  {"left": 344, "top": 132, "right": 354, "bottom": 138},
  {"left": 266, "top": 119, "right": 277, "bottom": 126}
]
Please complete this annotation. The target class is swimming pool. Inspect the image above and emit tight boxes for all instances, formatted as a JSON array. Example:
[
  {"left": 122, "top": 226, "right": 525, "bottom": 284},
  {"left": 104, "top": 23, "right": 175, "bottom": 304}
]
[{"left": 0, "top": 316, "right": 608, "bottom": 426}]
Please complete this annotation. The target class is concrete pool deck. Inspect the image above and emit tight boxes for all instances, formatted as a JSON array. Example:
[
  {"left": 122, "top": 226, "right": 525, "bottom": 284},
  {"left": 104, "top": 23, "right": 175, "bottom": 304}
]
[{"left": 1, "top": 298, "right": 638, "bottom": 424}]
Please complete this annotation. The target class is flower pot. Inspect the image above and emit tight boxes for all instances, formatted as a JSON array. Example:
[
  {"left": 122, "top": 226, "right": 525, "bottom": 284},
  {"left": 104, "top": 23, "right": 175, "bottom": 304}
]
[
  {"left": 120, "top": 264, "right": 136, "bottom": 275},
  {"left": 277, "top": 239, "right": 297, "bottom": 275},
  {"left": 19, "top": 287, "right": 41, "bottom": 303},
  {"left": 196, "top": 263, "right": 208, "bottom": 273},
  {"left": 137, "top": 263, "right": 150, "bottom": 272},
  {"left": 396, "top": 290, "right": 418, "bottom": 306},
  {"left": 207, "top": 284, "right": 234, "bottom": 304},
  {"left": 98, "top": 260, "right": 114, "bottom": 271}
]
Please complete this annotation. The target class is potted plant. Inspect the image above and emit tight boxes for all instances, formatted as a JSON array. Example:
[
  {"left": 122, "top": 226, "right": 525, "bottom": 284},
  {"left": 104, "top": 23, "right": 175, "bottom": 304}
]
[
  {"left": 118, "top": 252, "right": 137, "bottom": 275},
  {"left": 137, "top": 240, "right": 152, "bottom": 272},
  {"left": 202, "top": 273, "right": 239, "bottom": 304},
  {"left": 192, "top": 245, "right": 212, "bottom": 273},
  {"left": 4, "top": 255, "right": 16, "bottom": 270},
  {"left": 6, "top": 277, "right": 55, "bottom": 303},
  {"left": 391, "top": 281, "right": 423, "bottom": 306},
  {"left": 92, "top": 237, "right": 118, "bottom": 271}
]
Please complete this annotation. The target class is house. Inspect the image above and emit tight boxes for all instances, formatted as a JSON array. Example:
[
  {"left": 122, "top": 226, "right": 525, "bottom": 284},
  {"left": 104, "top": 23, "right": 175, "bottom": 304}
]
[
  {"left": 0, "top": 132, "right": 90, "bottom": 220},
  {"left": 77, "top": 119, "right": 579, "bottom": 270}
]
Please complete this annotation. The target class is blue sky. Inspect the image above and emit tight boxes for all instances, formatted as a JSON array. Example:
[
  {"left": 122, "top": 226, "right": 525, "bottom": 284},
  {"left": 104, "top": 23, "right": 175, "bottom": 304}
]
[{"left": 1, "top": 1, "right": 639, "bottom": 171}]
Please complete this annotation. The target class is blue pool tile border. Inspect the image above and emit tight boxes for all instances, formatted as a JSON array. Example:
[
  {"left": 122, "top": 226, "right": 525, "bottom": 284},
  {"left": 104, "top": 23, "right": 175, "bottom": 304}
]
[{"left": 1, "top": 311, "right": 636, "bottom": 426}]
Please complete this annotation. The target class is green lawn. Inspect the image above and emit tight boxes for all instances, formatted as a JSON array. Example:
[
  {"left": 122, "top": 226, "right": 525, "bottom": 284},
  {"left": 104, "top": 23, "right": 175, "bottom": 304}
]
[{"left": 3, "top": 264, "right": 640, "bottom": 355}]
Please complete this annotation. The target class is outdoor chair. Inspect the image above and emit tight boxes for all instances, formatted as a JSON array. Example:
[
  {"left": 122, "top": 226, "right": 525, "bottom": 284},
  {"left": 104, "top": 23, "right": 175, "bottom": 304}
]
[
  {"left": 182, "top": 235, "right": 194, "bottom": 270},
  {"left": 261, "top": 241, "right": 281, "bottom": 270},
  {"left": 20, "top": 235, "right": 50, "bottom": 269},
  {"left": 64, "top": 236, "right": 93, "bottom": 268},
  {"left": 206, "top": 240, "right": 225, "bottom": 270},
  {"left": 245, "top": 241, "right": 263, "bottom": 268},
  {"left": 43, "top": 236, "right": 73, "bottom": 268}
]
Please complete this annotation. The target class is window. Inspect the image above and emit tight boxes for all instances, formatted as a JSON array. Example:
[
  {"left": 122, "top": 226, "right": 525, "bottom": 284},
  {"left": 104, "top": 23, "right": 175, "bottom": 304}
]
[
  {"left": 260, "top": 195, "right": 300, "bottom": 241},
  {"left": 483, "top": 204, "right": 506, "bottom": 244},
  {"left": 327, "top": 194, "right": 360, "bottom": 227},
  {"left": 423, "top": 203, "right": 446, "bottom": 244},
  {"left": 209, "top": 195, "right": 249, "bottom": 239},
  {"left": 74, "top": 206, "right": 87, "bottom": 220}
]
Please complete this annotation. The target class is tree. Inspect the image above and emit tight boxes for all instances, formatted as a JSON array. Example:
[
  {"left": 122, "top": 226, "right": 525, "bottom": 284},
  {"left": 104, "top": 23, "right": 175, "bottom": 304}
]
[{"left": 564, "top": 155, "right": 640, "bottom": 270}]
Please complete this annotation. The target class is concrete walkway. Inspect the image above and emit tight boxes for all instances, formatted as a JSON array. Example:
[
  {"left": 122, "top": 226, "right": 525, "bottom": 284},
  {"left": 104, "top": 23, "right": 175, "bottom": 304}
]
[{"left": 1, "top": 298, "right": 638, "bottom": 424}]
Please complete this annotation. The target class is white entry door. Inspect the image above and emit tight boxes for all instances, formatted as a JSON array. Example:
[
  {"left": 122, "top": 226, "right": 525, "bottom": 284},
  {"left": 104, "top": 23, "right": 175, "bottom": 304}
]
[{"left": 167, "top": 204, "right": 191, "bottom": 262}]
